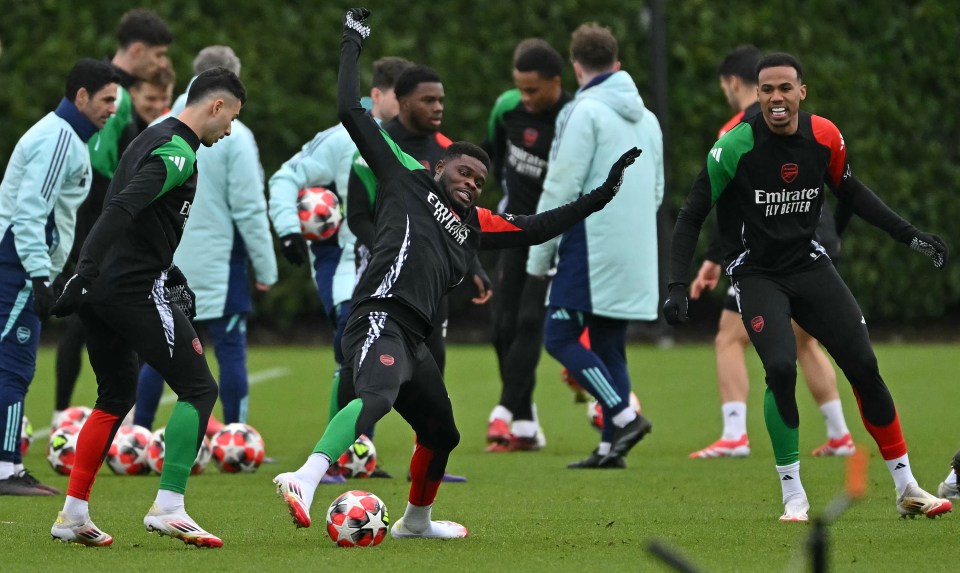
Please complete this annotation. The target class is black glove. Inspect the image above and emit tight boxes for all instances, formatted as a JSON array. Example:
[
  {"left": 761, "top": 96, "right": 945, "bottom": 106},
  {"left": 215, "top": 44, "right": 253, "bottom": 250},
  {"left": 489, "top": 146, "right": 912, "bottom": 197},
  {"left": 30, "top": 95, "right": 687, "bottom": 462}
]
[
  {"left": 909, "top": 232, "right": 948, "bottom": 269},
  {"left": 343, "top": 8, "right": 371, "bottom": 39},
  {"left": 31, "top": 277, "right": 55, "bottom": 321},
  {"left": 591, "top": 147, "right": 643, "bottom": 206},
  {"left": 280, "top": 233, "right": 309, "bottom": 266},
  {"left": 164, "top": 266, "right": 197, "bottom": 319},
  {"left": 50, "top": 274, "right": 90, "bottom": 318},
  {"left": 662, "top": 282, "right": 689, "bottom": 325}
]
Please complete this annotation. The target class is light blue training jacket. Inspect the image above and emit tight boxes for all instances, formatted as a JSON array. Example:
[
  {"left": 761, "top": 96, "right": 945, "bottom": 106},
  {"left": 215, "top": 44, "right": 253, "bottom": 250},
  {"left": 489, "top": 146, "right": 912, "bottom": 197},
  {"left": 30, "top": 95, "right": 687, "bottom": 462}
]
[
  {"left": 0, "top": 104, "right": 94, "bottom": 280},
  {"left": 526, "top": 71, "right": 664, "bottom": 320},
  {"left": 161, "top": 90, "right": 277, "bottom": 320},
  {"left": 268, "top": 122, "right": 360, "bottom": 307}
]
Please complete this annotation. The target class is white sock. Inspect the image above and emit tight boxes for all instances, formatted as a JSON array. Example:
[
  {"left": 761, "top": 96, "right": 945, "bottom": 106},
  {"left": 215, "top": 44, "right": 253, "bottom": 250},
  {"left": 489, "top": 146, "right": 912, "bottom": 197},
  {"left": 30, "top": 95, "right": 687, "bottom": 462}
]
[
  {"left": 611, "top": 407, "right": 637, "bottom": 428},
  {"left": 531, "top": 403, "right": 540, "bottom": 425},
  {"left": 489, "top": 405, "right": 512, "bottom": 423},
  {"left": 885, "top": 454, "right": 917, "bottom": 494},
  {"left": 776, "top": 461, "right": 806, "bottom": 503},
  {"left": 294, "top": 453, "right": 331, "bottom": 490},
  {"left": 818, "top": 399, "right": 850, "bottom": 440},
  {"left": 511, "top": 420, "right": 538, "bottom": 439},
  {"left": 0, "top": 461, "right": 14, "bottom": 480},
  {"left": 945, "top": 469, "right": 957, "bottom": 486},
  {"left": 155, "top": 489, "right": 185, "bottom": 513},
  {"left": 401, "top": 502, "right": 432, "bottom": 532},
  {"left": 63, "top": 496, "right": 89, "bottom": 521},
  {"left": 14, "top": 463, "right": 24, "bottom": 475},
  {"left": 721, "top": 402, "right": 747, "bottom": 440},
  {"left": 596, "top": 442, "right": 612, "bottom": 456}
]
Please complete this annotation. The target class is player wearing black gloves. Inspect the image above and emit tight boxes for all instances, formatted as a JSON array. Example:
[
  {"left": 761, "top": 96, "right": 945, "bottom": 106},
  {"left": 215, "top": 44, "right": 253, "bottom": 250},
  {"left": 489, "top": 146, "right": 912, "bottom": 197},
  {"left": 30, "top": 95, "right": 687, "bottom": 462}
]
[
  {"left": 49, "top": 67, "right": 246, "bottom": 548},
  {"left": 273, "top": 7, "right": 641, "bottom": 540},
  {"left": 664, "top": 52, "right": 950, "bottom": 523}
]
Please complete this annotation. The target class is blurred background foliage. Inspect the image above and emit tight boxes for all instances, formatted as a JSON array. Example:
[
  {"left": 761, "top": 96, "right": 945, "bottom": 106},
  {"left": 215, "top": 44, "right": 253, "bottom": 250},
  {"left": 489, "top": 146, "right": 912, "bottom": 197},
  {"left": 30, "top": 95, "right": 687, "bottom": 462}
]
[{"left": 1, "top": 0, "right": 957, "bottom": 334}]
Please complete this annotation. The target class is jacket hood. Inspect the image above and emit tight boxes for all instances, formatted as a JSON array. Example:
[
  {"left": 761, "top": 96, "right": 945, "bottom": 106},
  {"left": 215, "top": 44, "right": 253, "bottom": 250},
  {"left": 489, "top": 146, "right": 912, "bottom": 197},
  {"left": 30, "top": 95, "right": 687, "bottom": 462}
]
[{"left": 578, "top": 71, "right": 646, "bottom": 122}]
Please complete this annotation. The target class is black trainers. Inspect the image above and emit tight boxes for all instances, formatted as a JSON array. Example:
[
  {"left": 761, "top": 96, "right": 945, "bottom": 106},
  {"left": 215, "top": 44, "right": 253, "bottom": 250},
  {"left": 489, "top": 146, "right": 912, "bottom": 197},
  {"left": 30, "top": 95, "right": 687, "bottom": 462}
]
[
  {"left": 605, "top": 414, "right": 652, "bottom": 460},
  {"left": 18, "top": 469, "right": 61, "bottom": 494},
  {"left": 0, "top": 474, "right": 54, "bottom": 496},
  {"left": 567, "top": 450, "right": 626, "bottom": 469},
  {"left": 370, "top": 465, "right": 393, "bottom": 479}
]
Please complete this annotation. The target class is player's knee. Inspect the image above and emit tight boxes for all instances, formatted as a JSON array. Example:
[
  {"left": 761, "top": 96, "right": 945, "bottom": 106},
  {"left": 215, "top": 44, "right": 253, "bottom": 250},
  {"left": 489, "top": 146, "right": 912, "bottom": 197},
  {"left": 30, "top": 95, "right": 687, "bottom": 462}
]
[
  {"left": 765, "top": 360, "right": 798, "bottom": 391},
  {"left": 357, "top": 393, "right": 392, "bottom": 430}
]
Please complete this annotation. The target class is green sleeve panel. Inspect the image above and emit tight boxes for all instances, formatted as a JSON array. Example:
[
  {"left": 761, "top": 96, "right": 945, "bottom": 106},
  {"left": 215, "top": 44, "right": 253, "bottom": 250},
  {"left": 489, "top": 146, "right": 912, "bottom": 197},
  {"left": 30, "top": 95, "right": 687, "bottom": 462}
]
[
  {"left": 88, "top": 86, "right": 133, "bottom": 179},
  {"left": 487, "top": 89, "right": 521, "bottom": 141},
  {"left": 150, "top": 135, "right": 198, "bottom": 200},
  {"left": 705, "top": 121, "right": 754, "bottom": 205},
  {"left": 352, "top": 128, "right": 426, "bottom": 207}
]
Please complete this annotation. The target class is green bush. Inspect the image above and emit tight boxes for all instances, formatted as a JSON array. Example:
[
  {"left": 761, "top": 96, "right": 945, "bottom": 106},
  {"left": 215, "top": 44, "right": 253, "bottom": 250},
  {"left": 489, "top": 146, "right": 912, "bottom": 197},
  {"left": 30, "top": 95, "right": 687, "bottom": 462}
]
[{"left": 2, "top": 0, "right": 956, "bottom": 323}]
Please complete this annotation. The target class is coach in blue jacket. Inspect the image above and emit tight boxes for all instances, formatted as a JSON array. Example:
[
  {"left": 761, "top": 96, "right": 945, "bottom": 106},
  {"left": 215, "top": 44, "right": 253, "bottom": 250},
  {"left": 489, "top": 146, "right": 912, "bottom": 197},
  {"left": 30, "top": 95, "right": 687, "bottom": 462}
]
[
  {"left": 0, "top": 60, "right": 118, "bottom": 495},
  {"left": 527, "top": 23, "right": 664, "bottom": 469}
]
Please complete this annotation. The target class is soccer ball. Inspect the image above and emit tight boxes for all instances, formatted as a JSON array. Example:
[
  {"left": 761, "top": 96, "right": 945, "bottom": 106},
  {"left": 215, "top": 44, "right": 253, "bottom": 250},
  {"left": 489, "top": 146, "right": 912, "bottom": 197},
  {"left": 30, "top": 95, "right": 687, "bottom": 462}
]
[
  {"left": 57, "top": 405, "right": 93, "bottom": 429},
  {"left": 325, "top": 490, "right": 389, "bottom": 547},
  {"left": 107, "top": 425, "right": 153, "bottom": 475},
  {"left": 210, "top": 423, "right": 265, "bottom": 473},
  {"left": 587, "top": 392, "right": 642, "bottom": 430},
  {"left": 20, "top": 416, "right": 32, "bottom": 455},
  {"left": 145, "top": 427, "right": 213, "bottom": 475},
  {"left": 298, "top": 186, "right": 342, "bottom": 241},
  {"left": 193, "top": 436, "right": 212, "bottom": 475},
  {"left": 48, "top": 423, "right": 82, "bottom": 476},
  {"left": 338, "top": 435, "right": 377, "bottom": 478}
]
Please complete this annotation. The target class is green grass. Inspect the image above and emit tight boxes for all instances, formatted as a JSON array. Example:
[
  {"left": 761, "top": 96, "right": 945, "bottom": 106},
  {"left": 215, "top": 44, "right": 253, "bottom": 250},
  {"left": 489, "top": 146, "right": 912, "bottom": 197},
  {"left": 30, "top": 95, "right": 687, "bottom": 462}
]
[{"left": 2, "top": 343, "right": 958, "bottom": 572}]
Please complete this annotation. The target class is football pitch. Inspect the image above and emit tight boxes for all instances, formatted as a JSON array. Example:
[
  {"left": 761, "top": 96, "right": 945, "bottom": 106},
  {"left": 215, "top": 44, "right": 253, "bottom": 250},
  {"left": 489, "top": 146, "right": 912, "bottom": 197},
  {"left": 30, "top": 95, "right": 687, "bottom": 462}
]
[{"left": 2, "top": 343, "right": 957, "bottom": 572}]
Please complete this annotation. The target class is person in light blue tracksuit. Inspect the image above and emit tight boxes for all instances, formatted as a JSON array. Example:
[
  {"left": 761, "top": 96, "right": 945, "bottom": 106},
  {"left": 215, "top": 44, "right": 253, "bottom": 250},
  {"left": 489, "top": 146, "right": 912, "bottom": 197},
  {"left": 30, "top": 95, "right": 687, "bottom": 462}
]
[
  {"left": 135, "top": 47, "right": 277, "bottom": 430},
  {"left": 0, "top": 59, "right": 119, "bottom": 495},
  {"left": 526, "top": 23, "right": 664, "bottom": 469}
]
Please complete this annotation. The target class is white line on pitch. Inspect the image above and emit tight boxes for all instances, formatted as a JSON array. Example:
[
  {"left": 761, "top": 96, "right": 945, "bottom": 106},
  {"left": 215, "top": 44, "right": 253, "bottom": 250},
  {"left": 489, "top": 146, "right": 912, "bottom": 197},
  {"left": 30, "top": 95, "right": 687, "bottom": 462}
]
[{"left": 32, "top": 366, "right": 291, "bottom": 440}]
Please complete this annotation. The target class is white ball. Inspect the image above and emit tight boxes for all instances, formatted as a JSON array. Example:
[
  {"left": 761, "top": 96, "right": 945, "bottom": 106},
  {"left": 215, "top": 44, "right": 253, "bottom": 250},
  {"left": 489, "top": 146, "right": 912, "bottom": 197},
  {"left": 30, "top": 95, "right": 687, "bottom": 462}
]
[{"left": 210, "top": 423, "right": 265, "bottom": 473}]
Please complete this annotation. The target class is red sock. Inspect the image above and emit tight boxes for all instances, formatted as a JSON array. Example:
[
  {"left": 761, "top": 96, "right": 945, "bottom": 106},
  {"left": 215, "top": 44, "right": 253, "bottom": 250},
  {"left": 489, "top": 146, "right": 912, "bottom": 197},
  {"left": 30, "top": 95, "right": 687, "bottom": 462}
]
[
  {"left": 66, "top": 410, "right": 121, "bottom": 501},
  {"left": 408, "top": 442, "right": 442, "bottom": 507},
  {"left": 853, "top": 391, "right": 907, "bottom": 460}
]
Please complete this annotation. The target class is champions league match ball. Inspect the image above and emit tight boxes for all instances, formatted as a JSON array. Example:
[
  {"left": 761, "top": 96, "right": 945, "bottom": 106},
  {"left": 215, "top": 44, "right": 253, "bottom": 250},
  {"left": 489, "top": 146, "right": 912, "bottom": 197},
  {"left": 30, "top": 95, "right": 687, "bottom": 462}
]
[
  {"left": 56, "top": 405, "right": 93, "bottom": 430},
  {"left": 145, "top": 427, "right": 213, "bottom": 475},
  {"left": 47, "top": 423, "right": 82, "bottom": 476},
  {"left": 211, "top": 423, "right": 265, "bottom": 473},
  {"left": 107, "top": 425, "right": 153, "bottom": 475},
  {"left": 326, "top": 490, "right": 390, "bottom": 547},
  {"left": 587, "top": 392, "right": 642, "bottom": 430},
  {"left": 337, "top": 435, "right": 377, "bottom": 478},
  {"left": 298, "top": 186, "right": 342, "bottom": 241}
]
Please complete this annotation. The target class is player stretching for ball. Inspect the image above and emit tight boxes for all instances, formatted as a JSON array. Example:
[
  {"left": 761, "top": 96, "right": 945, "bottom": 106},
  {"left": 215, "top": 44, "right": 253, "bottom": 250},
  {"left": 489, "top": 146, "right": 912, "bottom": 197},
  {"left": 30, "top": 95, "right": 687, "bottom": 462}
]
[
  {"left": 273, "top": 8, "right": 641, "bottom": 539},
  {"left": 48, "top": 68, "right": 246, "bottom": 548},
  {"left": 664, "top": 52, "right": 951, "bottom": 522}
]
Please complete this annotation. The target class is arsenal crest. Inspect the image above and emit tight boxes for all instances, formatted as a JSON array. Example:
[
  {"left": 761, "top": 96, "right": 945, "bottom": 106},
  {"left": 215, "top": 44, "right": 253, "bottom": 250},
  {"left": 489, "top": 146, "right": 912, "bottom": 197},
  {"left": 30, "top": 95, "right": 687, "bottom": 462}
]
[
  {"left": 523, "top": 128, "right": 539, "bottom": 147},
  {"left": 750, "top": 316, "right": 765, "bottom": 333},
  {"left": 781, "top": 163, "right": 798, "bottom": 183},
  {"left": 192, "top": 338, "right": 203, "bottom": 355}
]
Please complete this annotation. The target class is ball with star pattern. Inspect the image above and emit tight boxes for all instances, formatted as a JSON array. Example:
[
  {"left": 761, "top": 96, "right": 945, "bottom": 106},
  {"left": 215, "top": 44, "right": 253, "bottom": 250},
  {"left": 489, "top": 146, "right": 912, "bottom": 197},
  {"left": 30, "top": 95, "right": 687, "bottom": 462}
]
[{"left": 325, "top": 490, "right": 390, "bottom": 547}]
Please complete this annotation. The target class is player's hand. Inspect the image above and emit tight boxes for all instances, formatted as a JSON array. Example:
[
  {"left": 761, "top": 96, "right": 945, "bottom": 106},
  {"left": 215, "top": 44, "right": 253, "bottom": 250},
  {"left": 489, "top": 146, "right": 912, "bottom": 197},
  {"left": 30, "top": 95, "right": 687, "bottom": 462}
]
[
  {"left": 165, "top": 266, "right": 197, "bottom": 319},
  {"left": 595, "top": 147, "right": 642, "bottom": 202},
  {"left": 662, "top": 283, "right": 689, "bottom": 325},
  {"left": 280, "top": 233, "right": 308, "bottom": 266},
  {"left": 909, "top": 232, "right": 948, "bottom": 268},
  {"left": 689, "top": 261, "right": 721, "bottom": 300},
  {"left": 50, "top": 274, "right": 90, "bottom": 318},
  {"left": 343, "top": 8, "right": 371, "bottom": 39},
  {"left": 31, "top": 277, "right": 55, "bottom": 321},
  {"left": 471, "top": 273, "right": 493, "bottom": 305}
]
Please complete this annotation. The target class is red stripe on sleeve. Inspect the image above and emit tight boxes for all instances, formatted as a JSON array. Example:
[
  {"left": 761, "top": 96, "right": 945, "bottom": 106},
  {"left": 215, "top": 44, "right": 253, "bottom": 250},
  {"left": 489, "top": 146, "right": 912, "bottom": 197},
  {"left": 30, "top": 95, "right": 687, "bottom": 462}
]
[
  {"left": 435, "top": 132, "right": 453, "bottom": 148},
  {"left": 810, "top": 115, "right": 846, "bottom": 187},
  {"left": 477, "top": 208, "right": 522, "bottom": 233},
  {"left": 717, "top": 111, "right": 745, "bottom": 139}
]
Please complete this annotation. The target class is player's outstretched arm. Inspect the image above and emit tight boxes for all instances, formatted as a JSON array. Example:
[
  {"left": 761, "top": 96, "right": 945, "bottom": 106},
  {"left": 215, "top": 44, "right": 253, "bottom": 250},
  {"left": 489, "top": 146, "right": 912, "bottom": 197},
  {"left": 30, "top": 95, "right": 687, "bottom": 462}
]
[
  {"left": 477, "top": 147, "right": 642, "bottom": 249},
  {"left": 337, "top": 8, "right": 403, "bottom": 182},
  {"left": 836, "top": 173, "right": 948, "bottom": 268}
]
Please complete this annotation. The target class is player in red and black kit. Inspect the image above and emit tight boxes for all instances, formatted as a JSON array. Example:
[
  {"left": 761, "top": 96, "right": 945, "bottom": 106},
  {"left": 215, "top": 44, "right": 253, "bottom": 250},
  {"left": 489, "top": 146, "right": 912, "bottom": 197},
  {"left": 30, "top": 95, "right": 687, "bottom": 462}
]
[
  {"left": 48, "top": 68, "right": 246, "bottom": 548},
  {"left": 273, "top": 8, "right": 641, "bottom": 540},
  {"left": 664, "top": 53, "right": 950, "bottom": 522},
  {"left": 484, "top": 39, "right": 573, "bottom": 452}
]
